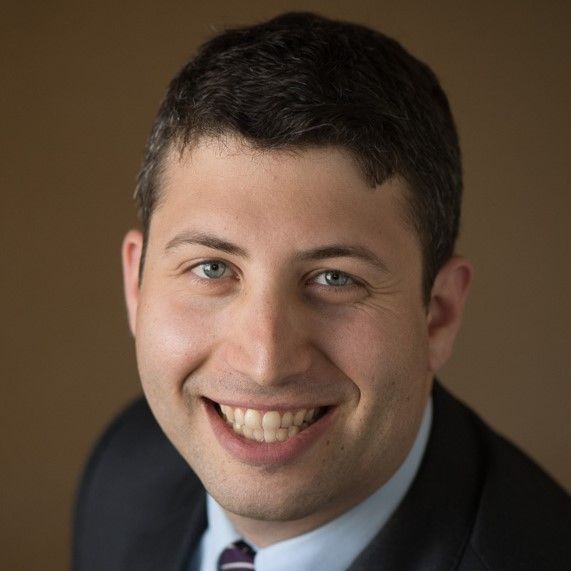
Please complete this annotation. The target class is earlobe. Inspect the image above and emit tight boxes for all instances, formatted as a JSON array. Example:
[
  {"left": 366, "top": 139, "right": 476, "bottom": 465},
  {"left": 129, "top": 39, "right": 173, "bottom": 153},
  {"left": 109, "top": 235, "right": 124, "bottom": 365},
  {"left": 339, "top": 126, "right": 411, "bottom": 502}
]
[
  {"left": 121, "top": 230, "right": 144, "bottom": 336},
  {"left": 427, "top": 256, "right": 473, "bottom": 372}
]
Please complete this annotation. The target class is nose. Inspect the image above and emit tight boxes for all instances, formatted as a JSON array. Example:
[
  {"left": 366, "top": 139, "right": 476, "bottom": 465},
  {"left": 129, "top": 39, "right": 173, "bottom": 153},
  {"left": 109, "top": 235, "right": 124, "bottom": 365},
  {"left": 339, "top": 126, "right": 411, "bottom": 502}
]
[{"left": 221, "top": 285, "right": 313, "bottom": 386}]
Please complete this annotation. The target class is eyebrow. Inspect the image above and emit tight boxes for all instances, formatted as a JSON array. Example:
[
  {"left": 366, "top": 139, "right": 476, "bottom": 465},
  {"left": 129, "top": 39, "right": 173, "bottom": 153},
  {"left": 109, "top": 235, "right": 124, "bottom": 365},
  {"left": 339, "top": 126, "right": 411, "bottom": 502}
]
[
  {"left": 165, "top": 232, "right": 249, "bottom": 258},
  {"left": 297, "top": 245, "right": 389, "bottom": 274},
  {"left": 165, "top": 232, "right": 389, "bottom": 273}
]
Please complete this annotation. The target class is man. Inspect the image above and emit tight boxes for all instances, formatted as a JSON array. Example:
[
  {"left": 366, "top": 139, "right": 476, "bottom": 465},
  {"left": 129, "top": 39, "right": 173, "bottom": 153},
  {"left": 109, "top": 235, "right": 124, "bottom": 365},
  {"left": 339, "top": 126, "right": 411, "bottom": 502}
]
[{"left": 74, "top": 12, "right": 570, "bottom": 570}]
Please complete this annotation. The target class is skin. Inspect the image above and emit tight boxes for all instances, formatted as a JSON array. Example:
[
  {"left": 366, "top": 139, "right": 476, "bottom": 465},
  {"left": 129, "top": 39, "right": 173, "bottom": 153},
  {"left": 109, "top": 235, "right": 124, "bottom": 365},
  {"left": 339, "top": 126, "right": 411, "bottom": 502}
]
[{"left": 122, "top": 136, "right": 472, "bottom": 546}]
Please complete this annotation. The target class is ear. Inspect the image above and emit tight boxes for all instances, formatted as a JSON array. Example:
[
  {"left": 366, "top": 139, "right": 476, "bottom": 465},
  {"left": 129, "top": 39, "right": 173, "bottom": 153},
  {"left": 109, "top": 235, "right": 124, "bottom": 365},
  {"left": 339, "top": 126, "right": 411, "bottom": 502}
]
[
  {"left": 427, "top": 255, "right": 473, "bottom": 372},
  {"left": 121, "top": 229, "right": 144, "bottom": 336}
]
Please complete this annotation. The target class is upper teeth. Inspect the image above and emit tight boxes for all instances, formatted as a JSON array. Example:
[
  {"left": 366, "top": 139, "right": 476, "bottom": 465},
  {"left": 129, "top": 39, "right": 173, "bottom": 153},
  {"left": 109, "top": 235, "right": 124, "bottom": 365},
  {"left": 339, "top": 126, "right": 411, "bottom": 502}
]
[{"left": 219, "top": 405, "right": 318, "bottom": 443}]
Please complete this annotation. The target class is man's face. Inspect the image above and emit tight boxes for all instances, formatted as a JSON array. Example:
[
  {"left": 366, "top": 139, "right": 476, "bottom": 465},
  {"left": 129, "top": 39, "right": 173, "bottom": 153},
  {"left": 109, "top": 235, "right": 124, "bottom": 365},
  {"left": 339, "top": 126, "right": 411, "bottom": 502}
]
[{"left": 125, "top": 137, "right": 438, "bottom": 538}]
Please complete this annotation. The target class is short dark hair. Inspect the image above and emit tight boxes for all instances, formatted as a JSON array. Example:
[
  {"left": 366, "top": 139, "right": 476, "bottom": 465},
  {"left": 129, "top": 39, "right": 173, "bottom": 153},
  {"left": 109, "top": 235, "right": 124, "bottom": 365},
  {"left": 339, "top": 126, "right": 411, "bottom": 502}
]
[{"left": 135, "top": 11, "right": 462, "bottom": 303}]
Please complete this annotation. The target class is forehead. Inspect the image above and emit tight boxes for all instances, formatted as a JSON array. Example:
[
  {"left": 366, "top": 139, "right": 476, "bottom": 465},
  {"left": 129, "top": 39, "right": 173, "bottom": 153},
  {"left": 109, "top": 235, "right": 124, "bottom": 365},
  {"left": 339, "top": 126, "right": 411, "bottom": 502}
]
[
  {"left": 149, "top": 137, "right": 419, "bottom": 259},
  {"left": 159, "top": 137, "right": 373, "bottom": 206}
]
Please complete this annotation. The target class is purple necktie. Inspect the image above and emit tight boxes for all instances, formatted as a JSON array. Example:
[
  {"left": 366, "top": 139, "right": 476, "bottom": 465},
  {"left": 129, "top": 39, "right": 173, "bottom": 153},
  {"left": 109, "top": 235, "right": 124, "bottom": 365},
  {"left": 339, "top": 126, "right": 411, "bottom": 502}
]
[{"left": 218, "top": 540, "right": 256, "bottom": 571}]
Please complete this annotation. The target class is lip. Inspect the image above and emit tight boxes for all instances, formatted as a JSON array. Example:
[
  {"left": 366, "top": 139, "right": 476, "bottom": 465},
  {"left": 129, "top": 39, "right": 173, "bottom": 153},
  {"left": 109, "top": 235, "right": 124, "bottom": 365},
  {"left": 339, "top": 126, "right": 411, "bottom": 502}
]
[{"left": 202, "top": 397, "right": 337, "bottom": 466}]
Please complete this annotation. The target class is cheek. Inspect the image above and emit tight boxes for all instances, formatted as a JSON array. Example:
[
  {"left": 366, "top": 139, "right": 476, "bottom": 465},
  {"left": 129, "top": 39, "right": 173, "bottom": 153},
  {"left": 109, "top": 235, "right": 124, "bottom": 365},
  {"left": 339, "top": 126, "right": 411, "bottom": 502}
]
[
  {"left": 323, "top": 306, "right": 429, "bottom": 392},
  {"left": 328, "top": 308, "right": 430, "bottom": 473},
  {"left": 135, "top": 291, "right": 217, "bottom": 393}
]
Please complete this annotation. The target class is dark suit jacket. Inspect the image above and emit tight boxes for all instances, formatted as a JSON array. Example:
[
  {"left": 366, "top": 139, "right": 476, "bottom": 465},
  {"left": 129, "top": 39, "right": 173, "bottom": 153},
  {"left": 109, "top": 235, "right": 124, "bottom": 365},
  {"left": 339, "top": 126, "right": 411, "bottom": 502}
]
[{"left": 73, "top": 383, "right": 570, "bottom": 570}]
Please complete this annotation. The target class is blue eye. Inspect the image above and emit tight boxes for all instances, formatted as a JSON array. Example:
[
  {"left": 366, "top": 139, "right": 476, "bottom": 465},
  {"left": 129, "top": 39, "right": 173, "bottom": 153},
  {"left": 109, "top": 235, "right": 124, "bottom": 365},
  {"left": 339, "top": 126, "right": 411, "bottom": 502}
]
[
  {"left": 192, "top": 261, "right": 229, "bottom": 279},
  {"left": 314, "top": 270, "right": 354, "bottom": 287}
]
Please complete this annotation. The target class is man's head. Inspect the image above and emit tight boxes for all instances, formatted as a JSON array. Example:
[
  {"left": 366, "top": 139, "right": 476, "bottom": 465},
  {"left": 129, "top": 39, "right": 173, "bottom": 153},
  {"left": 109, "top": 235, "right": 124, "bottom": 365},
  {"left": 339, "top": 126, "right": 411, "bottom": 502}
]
[
  {"left": 135, "top": 12, "right": 462, "bottom": 304},
  {"left": 122, "top": 12, "right": 472, "bottom": 544}
]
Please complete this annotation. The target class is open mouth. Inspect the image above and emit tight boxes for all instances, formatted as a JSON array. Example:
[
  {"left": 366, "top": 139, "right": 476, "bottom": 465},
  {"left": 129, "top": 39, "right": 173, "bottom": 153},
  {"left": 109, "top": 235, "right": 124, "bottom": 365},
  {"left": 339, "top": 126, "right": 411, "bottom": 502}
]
[{"left": 211, "top": 400, "right": 329, "bottom": 443}]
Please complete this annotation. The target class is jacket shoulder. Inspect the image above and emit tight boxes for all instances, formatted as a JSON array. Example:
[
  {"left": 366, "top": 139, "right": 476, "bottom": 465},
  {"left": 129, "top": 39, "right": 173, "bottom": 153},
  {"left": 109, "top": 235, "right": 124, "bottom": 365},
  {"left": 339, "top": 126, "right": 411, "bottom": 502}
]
[
  {"left": 466, "top": 408, "right": 571, "bottom": 570},
  {"left": 73, "top": 397, "right": 203, "bottom": 570}
]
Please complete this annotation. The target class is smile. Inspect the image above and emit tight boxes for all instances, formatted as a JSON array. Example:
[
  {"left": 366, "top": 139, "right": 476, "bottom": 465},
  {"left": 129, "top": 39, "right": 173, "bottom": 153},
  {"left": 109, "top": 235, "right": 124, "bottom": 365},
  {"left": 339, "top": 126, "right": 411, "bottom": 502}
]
[{"left": 214, "top": 402, "right": 328, "bottom": 443}]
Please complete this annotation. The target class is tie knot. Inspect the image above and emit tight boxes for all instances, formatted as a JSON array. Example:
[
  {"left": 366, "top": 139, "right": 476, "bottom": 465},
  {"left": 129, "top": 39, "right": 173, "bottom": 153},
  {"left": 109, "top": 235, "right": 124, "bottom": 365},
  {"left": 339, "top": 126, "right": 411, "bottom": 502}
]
[{"left": 218, "top": 540, "right": 256, "bottom": 570}]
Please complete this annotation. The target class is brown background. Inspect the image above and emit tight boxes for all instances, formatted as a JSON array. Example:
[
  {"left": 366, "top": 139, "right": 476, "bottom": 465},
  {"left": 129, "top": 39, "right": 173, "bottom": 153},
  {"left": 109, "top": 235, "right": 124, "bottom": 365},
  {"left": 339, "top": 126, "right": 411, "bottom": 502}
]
[{"left": 2, "top": 0, "right": 569, "bottom": 568}]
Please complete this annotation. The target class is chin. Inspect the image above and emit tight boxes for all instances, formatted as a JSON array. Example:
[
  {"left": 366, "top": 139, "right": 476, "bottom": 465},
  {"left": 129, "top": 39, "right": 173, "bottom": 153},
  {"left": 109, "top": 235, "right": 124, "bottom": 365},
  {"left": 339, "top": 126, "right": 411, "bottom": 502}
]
[{"left": 207, "top": 475, "right": 336, "bottom": 523}]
